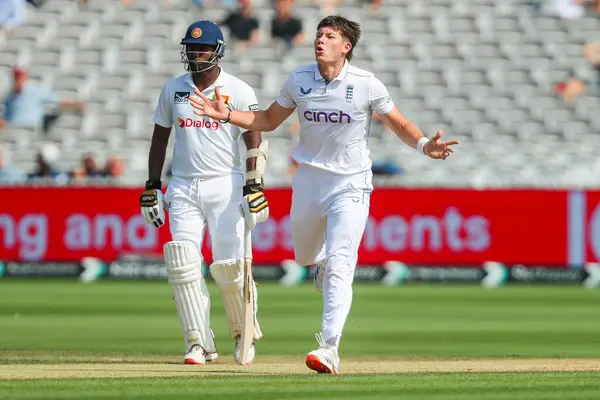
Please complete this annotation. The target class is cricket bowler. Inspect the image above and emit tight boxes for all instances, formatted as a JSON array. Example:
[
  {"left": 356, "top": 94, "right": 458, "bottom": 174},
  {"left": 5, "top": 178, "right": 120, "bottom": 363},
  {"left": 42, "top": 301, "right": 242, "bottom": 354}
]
[{"left": 190, "top": 15, "right": 459, "bottom": 374}]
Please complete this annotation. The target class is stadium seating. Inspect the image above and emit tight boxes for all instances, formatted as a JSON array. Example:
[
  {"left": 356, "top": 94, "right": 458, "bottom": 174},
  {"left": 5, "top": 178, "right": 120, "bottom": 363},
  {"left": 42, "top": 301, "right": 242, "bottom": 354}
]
[{"left": 1, "top": 0, "right": 599, "bottom": 187}]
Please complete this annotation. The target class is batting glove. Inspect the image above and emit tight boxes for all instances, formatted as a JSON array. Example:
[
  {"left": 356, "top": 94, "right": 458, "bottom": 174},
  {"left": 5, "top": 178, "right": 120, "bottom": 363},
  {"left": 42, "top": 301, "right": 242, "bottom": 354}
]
[
  {"left": 241, "top": 183, "right": 269, "bottom": 230},
  {"left": 140, "top": 180, "right": 166, "bottom": 228}
]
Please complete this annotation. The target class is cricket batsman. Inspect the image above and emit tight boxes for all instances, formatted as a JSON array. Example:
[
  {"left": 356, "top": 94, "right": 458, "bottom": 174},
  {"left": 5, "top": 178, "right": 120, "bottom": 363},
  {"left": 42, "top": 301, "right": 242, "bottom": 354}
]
[
  {"left": 189, "top": 16, "right": 459, "bottom": 373},
  {"left": 139, "top": 20, "right": 269, "bottom": 365}
]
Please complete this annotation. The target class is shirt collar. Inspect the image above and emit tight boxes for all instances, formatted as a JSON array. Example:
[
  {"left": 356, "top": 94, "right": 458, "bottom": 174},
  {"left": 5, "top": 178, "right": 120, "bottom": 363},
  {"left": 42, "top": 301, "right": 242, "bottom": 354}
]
[
  {"left": 184, "top": 66, "right": 225, "bottom": 89},
  {"left": 314, "top": 60, "right": 349, "bottom": 84}
]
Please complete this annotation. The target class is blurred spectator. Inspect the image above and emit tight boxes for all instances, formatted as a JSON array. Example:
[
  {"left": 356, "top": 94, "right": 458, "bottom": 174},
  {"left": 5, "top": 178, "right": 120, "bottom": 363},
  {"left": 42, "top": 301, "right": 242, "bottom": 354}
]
[
  {"left": 585, "top": 41, "right": 600, "bottom": 66},
  {"left": 221, "top": 0, "right": 260, "bottom": 56},
  {"left": 271, "top": 0, "right": 304, "bottom": 56},
  {"left": 191, "top": 0, "right": 207, "bottom": 8},
  {"left": 554, "top": 41, "right": 600, "bottom": 102},
  {"left": 81, "top": 153, "right": 101, "bottom": 177},
  {"left": 24, "top": 0, "right": 47, "bottom": 7},
  {"left": 70, "top": 153, "right": 104, "bottom": 182},
  {"left": 371, "top": 160, "right": 404, "bottom": 176},
  {"left": 543, "top": 0, "right": 585, "bottom": 19},
  {"left": 580, "top": 0, "right": 600, "bottom": 13},
  {"left": 191, "top": 0, "right": 235, "bottom": 10},
  {"left": 103, "top": 156, "right": 126, "bottom": 181},
  {"left": 0, "top": 0, "right": 25, "bottom": 37},
  {"left": 554, "top": 78, "right": 585, "bottom": 102},
  {"left": 0, "top": 67, "right": 87, "bottom": 134},
  {"left": 311, "top": 0, "right": 342, "bottom": 15},
  {"left": 0, "top": 145, "right": 23, "bottom": 183},
  {"left": 27, "top": 143, "right": 69, "bottom": 184},
  {"left": 25, "top": 0, "right": 88, "bottom": 8},
  {"left": 541, "top": 0, "right": 600, "bottom": 19},
  {"left": 366, "top": 0, "right": 383, "bottom": 12}
]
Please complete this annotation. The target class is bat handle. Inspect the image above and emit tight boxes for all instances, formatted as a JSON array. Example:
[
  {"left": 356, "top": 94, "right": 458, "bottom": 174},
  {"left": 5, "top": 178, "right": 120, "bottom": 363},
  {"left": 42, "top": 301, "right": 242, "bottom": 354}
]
[
  {"left": 243, "top": 227, "right": 253, "bottom": 304},
  {"left": 244, "top": 226, "right": 252, "bottom": 261}
]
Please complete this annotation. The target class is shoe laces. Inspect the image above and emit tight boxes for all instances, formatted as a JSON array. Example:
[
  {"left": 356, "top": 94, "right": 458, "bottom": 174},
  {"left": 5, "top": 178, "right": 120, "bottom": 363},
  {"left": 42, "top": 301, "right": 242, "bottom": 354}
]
[
  {"left": 316, "top": 332, "right": 341, "bottom": 350},
  {"left": 188, "top": 344, "right": 203, "bottom": 354},
  {"left": 315, "top": 332, "right": 328, "bottom": 348}
]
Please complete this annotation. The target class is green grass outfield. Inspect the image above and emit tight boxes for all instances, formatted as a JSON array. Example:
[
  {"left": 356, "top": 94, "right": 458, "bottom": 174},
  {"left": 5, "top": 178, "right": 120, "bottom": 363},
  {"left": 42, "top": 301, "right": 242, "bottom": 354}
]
[{"left": 1, "top": 280, "right": 600, "bottom": 399}]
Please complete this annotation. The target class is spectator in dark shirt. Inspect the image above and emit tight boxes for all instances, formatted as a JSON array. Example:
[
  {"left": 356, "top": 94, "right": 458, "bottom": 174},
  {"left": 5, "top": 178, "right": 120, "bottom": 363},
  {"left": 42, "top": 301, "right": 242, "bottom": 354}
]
[
  {"left": 70, "top": 153, "right": 105, "bottom": 183},
  {"left": 222, "top": 0, "right": 260, "bottom": 56},
  {"left": 271, "top": 0, "right": 304, "bottom": 55},
  {"left": 27, "top": 143, "right": 69, "bottom": 184}
]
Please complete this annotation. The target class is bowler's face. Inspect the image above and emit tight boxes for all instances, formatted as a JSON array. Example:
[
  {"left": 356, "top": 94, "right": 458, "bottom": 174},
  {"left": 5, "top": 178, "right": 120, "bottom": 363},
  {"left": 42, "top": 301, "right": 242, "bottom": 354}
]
[{"left": 314, "top": 26, "right": 349, "bottom": 63}]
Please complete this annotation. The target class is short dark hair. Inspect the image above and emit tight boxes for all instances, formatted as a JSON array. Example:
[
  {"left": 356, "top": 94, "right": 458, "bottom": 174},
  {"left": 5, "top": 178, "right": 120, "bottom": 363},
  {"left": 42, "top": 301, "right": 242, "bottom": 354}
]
[{"left": 317, "top": 15, "right": 361, "bottom": 61}]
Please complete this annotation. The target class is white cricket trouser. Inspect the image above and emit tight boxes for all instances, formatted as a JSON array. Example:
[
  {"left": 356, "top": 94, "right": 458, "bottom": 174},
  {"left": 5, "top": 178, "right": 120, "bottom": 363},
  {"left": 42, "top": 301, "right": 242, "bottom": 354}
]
[
  {"left": 165, "top": 174, "right": 245, "bottom": 260},
  {"left": 291, "top": 166, "right": 372, "bottom": 346}
]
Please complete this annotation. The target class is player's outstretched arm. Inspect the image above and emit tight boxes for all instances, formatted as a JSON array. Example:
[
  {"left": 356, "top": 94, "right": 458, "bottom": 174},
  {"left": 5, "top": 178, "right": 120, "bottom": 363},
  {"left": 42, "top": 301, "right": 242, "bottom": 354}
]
[
  {"left": 378, "top": 107, "right": 459, "bottom": 160},
  {"left": 190, "top": 87, "right": 294, "bottom": 132}
]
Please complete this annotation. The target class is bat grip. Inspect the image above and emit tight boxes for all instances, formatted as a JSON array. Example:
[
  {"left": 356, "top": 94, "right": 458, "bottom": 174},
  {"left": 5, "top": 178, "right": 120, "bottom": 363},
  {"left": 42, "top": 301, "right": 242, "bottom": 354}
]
[{"left": 244, "top": 226, "right": 252, "bottom": 261}]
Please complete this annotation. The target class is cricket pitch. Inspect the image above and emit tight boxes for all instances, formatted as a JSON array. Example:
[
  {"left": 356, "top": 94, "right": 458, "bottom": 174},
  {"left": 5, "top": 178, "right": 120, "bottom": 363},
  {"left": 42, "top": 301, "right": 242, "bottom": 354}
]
[{"left": 1, "top": 357, "right": 600, "bottom": 380}]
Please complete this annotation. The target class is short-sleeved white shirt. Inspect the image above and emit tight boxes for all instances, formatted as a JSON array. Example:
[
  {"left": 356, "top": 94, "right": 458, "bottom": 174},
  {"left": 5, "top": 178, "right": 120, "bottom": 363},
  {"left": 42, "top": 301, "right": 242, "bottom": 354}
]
[
  {"left": 154, "top": 68, "right": 259, "bottom": 179},
  {"left": 276, "top": 60, "right": 394, "bottom": 176}
]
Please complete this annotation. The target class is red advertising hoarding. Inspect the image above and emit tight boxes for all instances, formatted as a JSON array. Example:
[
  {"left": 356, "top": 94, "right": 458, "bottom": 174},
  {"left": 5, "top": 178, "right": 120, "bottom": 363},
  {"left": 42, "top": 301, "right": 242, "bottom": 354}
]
[{"left": 0, "top": 186, "right": 591, "bottom": 266}]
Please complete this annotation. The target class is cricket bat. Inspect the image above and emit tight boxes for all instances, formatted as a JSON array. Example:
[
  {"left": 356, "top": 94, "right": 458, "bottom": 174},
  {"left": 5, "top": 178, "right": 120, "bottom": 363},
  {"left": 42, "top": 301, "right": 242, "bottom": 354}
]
[{"left": 238, "top": 225, "right": 255, "bottom": 365}]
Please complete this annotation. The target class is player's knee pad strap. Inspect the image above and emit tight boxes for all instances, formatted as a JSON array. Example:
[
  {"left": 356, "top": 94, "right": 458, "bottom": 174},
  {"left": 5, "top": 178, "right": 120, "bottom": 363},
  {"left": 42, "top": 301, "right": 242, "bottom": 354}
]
[
  {"left": 210, "top": 260, "right": 263, "bottom": 340},
  {"left": 164, "top": 241, "right": 216, "bottom": 353}
]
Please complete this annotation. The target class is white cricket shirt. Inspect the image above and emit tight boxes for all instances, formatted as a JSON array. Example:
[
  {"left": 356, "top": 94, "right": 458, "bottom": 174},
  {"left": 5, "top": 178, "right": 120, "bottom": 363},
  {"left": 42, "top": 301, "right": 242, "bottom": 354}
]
[
  {"left": 154, "top": 68, "right": 259, "bottom": 179},
  {"left": 277, "top": 60, "right": 394, "bottom": 176}
]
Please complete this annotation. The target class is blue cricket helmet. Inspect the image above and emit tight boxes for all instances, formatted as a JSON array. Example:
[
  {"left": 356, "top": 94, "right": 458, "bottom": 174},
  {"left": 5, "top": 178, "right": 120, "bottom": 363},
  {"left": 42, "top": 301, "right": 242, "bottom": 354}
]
[
  {"left": 180, "top": 21, "right": 226, "bottom": 73},
  {"left": 182, "top": 21, "right": 225, "bottom": 46}
]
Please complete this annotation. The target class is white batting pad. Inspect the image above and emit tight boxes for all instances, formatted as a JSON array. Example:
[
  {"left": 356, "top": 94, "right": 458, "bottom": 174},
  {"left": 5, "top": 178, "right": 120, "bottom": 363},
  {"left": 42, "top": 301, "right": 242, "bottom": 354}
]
[
  {"left": 164, "top": 241, "right": 216, "bottom": 354},
  {"left": 210, "top": 260, "right": 263, "bottom": 340}
]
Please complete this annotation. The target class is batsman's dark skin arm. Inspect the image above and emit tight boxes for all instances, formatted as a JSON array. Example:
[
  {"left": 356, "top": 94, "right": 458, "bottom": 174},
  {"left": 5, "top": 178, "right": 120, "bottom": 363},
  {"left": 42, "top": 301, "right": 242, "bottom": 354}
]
[
  {"left": 242, "top": 130, "right": 262, "bottom": 186},
  {"left": 148, "top": 124, "right": 172, "bottom": 181}
]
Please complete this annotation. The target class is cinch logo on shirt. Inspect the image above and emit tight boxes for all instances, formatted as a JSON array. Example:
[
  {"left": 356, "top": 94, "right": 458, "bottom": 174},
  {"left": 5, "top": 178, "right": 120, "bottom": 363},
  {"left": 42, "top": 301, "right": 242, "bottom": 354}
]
[
  {"left": 178, "top": 117, "right": 219, "bottom": 130},
  {"left": 303, "top": 110, "right": 352, "bottom": 124}
]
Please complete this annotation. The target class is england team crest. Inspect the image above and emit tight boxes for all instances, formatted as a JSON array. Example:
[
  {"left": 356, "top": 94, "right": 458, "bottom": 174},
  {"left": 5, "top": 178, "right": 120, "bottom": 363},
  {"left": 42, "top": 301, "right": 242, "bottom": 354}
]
[{"left": 345, "top": 85, "right": 354, "bottom": 103}]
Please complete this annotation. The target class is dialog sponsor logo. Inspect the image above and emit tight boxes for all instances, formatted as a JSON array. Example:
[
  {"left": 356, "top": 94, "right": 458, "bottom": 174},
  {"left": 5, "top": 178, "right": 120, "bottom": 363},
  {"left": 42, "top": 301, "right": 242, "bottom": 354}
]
[{"left": 178, "top": 117, "right": 219, "bottom": 130}]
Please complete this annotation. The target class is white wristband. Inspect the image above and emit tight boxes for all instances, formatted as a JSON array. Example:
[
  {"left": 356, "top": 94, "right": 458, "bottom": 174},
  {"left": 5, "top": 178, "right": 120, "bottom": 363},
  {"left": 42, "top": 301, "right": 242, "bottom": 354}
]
[{"left": 417, "top": 137, "right": 430, "bottom": 155}]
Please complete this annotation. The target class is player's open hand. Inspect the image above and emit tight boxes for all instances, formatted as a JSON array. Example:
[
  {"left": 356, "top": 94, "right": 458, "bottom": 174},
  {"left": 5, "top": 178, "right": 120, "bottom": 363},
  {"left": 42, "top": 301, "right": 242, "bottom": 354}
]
[
  {"left": 190, "top": 87, "right": 230, "bottom": 121},
  {"left": 424, "top": 130, "right": 459, "bottom": 160}
]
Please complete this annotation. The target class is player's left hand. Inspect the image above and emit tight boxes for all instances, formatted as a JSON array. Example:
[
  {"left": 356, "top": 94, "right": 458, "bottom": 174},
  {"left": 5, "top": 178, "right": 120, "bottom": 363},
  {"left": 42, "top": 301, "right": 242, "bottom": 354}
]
[
  {"left": 424, "top": 130, "right": 460, "bottom": 160},
  {"left": 241, "top": 184, "right": 269, "bottom": 230},
  {"left": 140, "top": 189, "right": 166, "bottom": 228}
]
